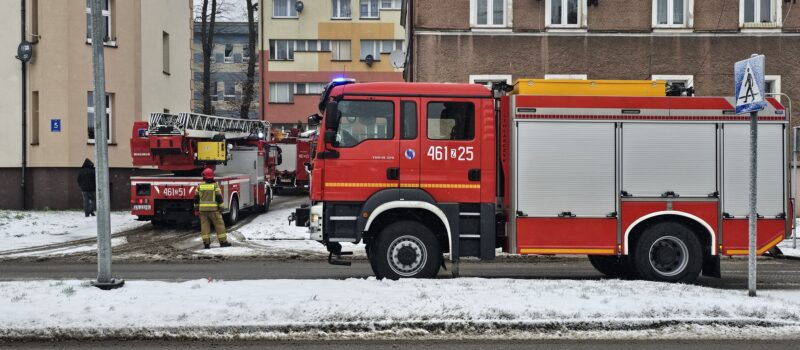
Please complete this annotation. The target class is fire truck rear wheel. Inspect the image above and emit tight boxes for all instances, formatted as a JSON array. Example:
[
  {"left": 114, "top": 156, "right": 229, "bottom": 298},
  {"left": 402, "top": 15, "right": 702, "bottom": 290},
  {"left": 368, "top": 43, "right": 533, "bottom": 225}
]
[
  {"left": 373, "top": 220, "right": 442, "bottom": 280},
  {"left": 633, "top": 222, "right": 702, "bottom": 283}
]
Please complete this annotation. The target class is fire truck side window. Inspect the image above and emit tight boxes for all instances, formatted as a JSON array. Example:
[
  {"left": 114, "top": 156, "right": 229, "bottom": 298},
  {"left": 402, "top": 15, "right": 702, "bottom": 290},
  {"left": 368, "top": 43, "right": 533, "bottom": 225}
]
[
  {"left": 427, "top": 102, "right": 475, "bottom": 140},
  {"left": 400, "top": 101, "right": 417, "bottom": 140},
  {"left": 335, "top": 100, "right": 394, "bottom": 148}
]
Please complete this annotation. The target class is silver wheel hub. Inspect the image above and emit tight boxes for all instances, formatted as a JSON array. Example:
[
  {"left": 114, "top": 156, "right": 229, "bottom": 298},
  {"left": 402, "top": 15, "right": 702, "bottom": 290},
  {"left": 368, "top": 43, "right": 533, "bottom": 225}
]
[
  {"left": 649, "top": 235, "right": 689, "bottom": 277},
  {"left": 387, "top": 235, "right": 427, "bottom": 277}
]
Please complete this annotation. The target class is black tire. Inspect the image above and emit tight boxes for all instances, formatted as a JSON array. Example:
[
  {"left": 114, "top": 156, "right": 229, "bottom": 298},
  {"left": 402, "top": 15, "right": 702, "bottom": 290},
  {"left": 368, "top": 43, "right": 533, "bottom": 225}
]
[
  {"left": 632, "top": 222, "right": 702, "bottom": 283},
  {"left": 151, "top": 219, "right": 166, "bottom": 228},
  {"left": 372, "top": 220, "right": 442, "bottom": 280},
  {"left": 365, "top": 241, "right": 381, "bottom": 277},
  {"left": 588, "top": 255, "right": 624, "bottom": 278},
  {"left": 225, "top": 197, "right": 239, "bottom": 225},
  {"left": 257, "top": 188, "right": 272, "bottom": 213}
]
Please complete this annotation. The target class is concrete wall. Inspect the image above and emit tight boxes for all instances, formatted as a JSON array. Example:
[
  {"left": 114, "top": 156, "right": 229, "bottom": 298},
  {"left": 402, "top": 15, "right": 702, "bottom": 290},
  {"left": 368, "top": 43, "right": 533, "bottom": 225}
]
[{"left": 0, "top": 1, "right": 22, "bottom": 168}]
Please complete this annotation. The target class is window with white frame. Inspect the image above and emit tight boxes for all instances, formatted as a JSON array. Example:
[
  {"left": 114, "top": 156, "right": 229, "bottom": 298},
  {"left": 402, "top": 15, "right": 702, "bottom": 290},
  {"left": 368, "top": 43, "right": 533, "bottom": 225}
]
[
  {"left": 765, "top": 75, "right": 781, "bottom": 101},
  {"left": 360, "top": 0, "right": 379, "bottom": 18},
  {"left": 85, "top": 0, "right": 112, "bottom": 43},
  {"left": 546, "top": 0, "right": 584, "bottom": 28},
  {"left": 273, "top": 0, "right": 298, "bottom": 17},
  {"left": 331, "top": 40, "right": 352, "bottom": 60},
  {"left": 472, "top": 0, "right": 507, "bottom": 27},
  {"left": 380, "top": 0, "right": 401, "bottom": 10},
  {"left": 652, "top": 74, "right": 694, "bottom": 93},
  {"left": 469, "top": 74, "right": 512, "bottom": 89},
  {"left": 360, "top": 40, "right": 381, "bottom": 61},
  {"left": 224, "top": 81, "right": 236, "bottom": 98},
  {"left": 332, "top": 0, "right": 352, "bottom": 19},
  {"left": 544, "top": 74, "right": 588, "bottom": 80},
  {"left": 741, "top": 0, "right": 780, "bottom": 25},
  {"left": 653, "top": 0, "right": 691, "bottom": 28},
  {"left": 224, "top": 44, "right": 234, "bottom": 63},
  {"left": 87, "top": 92, "right": 112, "bottom": 143},
  {"left": 296, "top": 83, "right": 326, "bottom": 95},
  {"left": 270, "top": 83, "right": 293, "bottom": 103},
  {"left": 379, "top": 40, "right": 403, "bottom": 54},
  {"left": 269, "top": 40, "right": 295, "bottom": 60}
]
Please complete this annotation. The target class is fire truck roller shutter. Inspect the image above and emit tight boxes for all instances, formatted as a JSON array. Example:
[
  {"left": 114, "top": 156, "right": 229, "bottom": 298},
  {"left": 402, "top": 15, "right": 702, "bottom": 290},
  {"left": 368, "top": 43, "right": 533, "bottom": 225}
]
[
  {"left": 723, "top": 124, "right": 785, "bottom": 218},
  {"left": 622, "top": 123, "right": 716, "bottom": 198},
  {"left": 276, "top": 144, "right": 298, "bottom": 173},
  {"left": 516, "top": 122, "right": 616, "bottom": 217}
]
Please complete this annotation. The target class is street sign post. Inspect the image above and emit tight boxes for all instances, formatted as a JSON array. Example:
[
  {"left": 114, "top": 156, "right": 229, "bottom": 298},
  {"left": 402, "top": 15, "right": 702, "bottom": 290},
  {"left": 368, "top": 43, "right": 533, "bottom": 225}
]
[{"left": 735, "top": 54, "right": 766, "bottom": 297}]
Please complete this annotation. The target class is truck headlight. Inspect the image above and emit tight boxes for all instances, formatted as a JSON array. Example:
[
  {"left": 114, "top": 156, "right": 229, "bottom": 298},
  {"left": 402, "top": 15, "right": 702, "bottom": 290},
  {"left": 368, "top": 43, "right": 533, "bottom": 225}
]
[{"left": 310, "top": 214, "right": 320, "bottom": 223}]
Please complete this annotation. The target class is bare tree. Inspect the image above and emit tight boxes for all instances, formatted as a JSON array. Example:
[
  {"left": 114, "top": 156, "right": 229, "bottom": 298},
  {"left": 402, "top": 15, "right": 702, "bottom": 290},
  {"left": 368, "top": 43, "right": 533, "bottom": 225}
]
[
  {"left": 199, "top": 0, "right": 218, "bottom": 115},
  {"left": 239, "top": 0, "right": 258, "bottom": 119}
]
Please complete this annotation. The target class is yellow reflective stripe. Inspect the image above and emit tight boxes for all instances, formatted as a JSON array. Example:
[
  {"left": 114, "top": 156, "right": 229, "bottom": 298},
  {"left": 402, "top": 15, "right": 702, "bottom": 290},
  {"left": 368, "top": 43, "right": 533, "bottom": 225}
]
[
  {"left": 421, "top": 183, "right": 480, "bottom": 189},
  {"left": 520, "top": 248, "right": 616, "bottom": 255},
  {"left": 198, "top": 184, "right": 217, "bottom": 191},
  {"left": 325, "top": 182, "right": 396, "bottom": 188},
  {"left": 326, "top": 182, "right": 481, "bottom": 189},
  {"left": 199, "top": 203, "right": 220, "bottom": 207},
  {"left": 724, "top": 235, "right": 785, "bottom": 255}
]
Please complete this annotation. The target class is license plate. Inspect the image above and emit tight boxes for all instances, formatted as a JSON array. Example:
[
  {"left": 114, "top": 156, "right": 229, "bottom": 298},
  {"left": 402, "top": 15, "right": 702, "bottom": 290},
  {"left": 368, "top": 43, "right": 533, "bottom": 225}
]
[{"left": 133, "top": 205, "right": 152, "bottom": 211}]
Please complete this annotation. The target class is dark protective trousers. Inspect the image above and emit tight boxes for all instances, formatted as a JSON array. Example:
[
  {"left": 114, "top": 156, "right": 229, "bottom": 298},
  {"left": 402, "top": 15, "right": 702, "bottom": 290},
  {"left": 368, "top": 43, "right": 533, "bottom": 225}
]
[
  {"left": 81, "top": 191, "right": 96, "bottom": 216},
  {"left": 199, "top": 211, "right": 227, "bottom": 245}
]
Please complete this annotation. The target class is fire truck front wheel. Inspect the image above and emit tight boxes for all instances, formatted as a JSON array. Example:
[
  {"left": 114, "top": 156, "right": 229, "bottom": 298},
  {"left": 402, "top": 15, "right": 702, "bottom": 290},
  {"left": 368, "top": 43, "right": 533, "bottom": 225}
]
[
  {"left": 372, "top": 220, "right": 442, "bottom": 280},
  {"left": 225, "top": 197, "right": 239, "bottom": 225},
  {"left": 632, "top": 222, "right": 703, "bottom": 283}
]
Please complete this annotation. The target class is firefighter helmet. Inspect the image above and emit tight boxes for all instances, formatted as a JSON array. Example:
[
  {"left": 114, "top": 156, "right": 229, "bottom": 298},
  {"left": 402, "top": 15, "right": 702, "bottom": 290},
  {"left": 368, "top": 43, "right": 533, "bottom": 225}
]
[{"left": 201, "top": 168, "right": 214, "bottom": 180}]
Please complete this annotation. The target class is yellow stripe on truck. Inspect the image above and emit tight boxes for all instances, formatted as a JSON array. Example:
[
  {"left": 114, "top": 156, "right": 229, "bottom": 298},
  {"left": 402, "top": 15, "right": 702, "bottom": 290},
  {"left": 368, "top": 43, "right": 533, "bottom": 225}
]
[
  {"left": 326, "top": 183, "right": 481, "bottom": 189},
  {"left": 724, "top": 235, "right": 785, "bottom": 255},
  {"left": 520, "top": 248, "right": 616, "bottom": 255}
]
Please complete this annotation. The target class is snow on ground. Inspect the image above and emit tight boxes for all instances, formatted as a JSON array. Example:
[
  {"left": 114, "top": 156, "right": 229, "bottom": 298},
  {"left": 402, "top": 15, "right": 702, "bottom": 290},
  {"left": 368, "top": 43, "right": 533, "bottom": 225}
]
[
  {"left": 778, "top": 238, "right": 800, "bottom": 259},
  {"left": 6, "top": 237, "right": 128, "bottom": 258},
  {"left": 0, "top": 210, "right": 148, "bottom": 254},
  {"left": 1, "top": 278, "right": 799, "bottom": 340}
]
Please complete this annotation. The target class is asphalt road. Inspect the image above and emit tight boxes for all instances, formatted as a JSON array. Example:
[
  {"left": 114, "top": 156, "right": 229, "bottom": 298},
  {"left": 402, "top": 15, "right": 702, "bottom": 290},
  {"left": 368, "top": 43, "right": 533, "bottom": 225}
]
[
  {"left": 1, "top": 256, "right": 799, "bottom": 290},
  {"left": 3, "top": 339, "right": 799, "bottom": 350}
]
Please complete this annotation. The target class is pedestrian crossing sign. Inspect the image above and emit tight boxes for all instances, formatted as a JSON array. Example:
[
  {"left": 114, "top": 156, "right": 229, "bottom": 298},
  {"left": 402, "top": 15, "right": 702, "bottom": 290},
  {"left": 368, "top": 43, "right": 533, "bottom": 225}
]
[{"left": 734, "top": 55, "right": 767, "bottom": 114}]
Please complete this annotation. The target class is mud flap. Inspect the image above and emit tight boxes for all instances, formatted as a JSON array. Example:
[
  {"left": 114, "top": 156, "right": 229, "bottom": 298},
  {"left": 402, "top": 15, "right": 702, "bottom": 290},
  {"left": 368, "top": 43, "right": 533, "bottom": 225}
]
[{"left": 702, "top": 255, "right": 721, "bottom": 278}]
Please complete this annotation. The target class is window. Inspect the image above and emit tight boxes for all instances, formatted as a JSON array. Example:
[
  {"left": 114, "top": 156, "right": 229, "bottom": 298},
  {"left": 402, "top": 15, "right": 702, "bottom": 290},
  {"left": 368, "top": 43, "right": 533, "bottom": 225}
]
[
  {"left": 162, "top": 31, "right": 170, "bottom": 74},
  {"left": 224, "top": 44, "right": 234, "bottom": 63},
  {"left": 741, "top": 0, "right": 780, "bottom": 25},
  {"left": 544, "top": 74, "right": 587, "bottom": 80},
  {"left": 274, "top": 0, "right": 298, "bottom": 17},
  {"left": 296, "top": 83, "right": 326, "bottom": 95},
  {"left": 360, "top": 0, "right": 379, "bottom": 18},
  {"left": 380, "top": 0, "right": 401, "bottom": 10},
  {"left": 360, "top": 40, "right": 380, "bottom": 61},
  {"left": 269, "top": 40, "right": 295, "bottom": 60},
  {"left": 653, "top": 0, "right": 691, "bottom": 28},
  {"left": 401, "top": 101, "right": 417, "bottom": 140},
  {"left": 243, "top": 44, "right": 251, "bottom": 63},
  {"left": 211, "top": 81, "right": 219, "bottom": 101},
  {"left": 331, "top": 40, "right": 351, "bottom": 60},
  {"left": 270, "top": 83, "right": 293, "bottom": 103},
  {"left": 652, "top": 75, "right": 694, "bottom": 95},
  {"left": 332, "top": 0, "right": 352, "bottom": 19},
  {"left": 469, "top": 74, "right": 512, "bottom": 89},
  {"left": 427, "top": 102, "right": 475, "bottom": 140},
  {"left": 86, "top": 0, "right": 112, "bottom": 43},
  {"left": 472, "top": 0, "right": 507, "bottom": 27},
  {"left": 224, "top": 81, "right": 236, "bottom": 98},
  {"left": 31, "top": 91, "right": 39, "bottom": 144},
  {"left": 379, "top": 40, "right": 403, "bottom": 54},
  {"left": 765, "top": 75, "right": 781, "bottom": 101},
  {"left": 87, "top": 92, "right": 112, "bottom": 143},
  {"left": 335, "top": 101, "right": 394, "bottom": 148},
  {"left": 546, "top": 0, "right": 584, "bottom": 28}
]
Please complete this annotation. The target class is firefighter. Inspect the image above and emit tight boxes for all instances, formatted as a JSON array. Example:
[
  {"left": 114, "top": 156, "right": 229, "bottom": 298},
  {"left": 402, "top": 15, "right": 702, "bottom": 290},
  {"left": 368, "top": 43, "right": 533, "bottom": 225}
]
[{"left": 194, "top": 168, "right": 231, "bottom": 249}]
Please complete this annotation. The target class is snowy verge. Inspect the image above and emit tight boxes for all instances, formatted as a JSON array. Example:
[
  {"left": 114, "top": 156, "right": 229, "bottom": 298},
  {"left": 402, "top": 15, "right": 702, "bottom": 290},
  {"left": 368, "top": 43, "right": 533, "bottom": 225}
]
[
  {"left": 5, "top": 237, "right": 128, "bottom": 258},
  {"left": 778, "top": 239, "right": 800, "bottom": 259},
  {"left": 0, "top": 210, "right": 147, "bottom": 254},
  {"left": 1, "top": 278, "right": 799, "bottom": 340}
]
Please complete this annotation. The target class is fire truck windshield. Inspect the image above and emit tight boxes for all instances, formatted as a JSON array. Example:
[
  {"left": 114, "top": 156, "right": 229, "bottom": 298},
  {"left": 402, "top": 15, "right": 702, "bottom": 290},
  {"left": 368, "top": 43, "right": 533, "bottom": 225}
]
[{"left": 333, "top": 100, "right": 394, "bottom": 148}]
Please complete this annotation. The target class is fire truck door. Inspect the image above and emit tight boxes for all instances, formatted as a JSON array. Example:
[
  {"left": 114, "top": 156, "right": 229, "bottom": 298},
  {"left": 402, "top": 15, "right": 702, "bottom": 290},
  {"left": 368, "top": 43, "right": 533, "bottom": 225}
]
[
  {"left": 322, "top": 98, "right": 399, "bottom": 201},
  {"left": 399, "top": 100, "right": 420, "bottom": 188},
  {"left": 420, "top": 98, "right": 482, "bottom": 203}
]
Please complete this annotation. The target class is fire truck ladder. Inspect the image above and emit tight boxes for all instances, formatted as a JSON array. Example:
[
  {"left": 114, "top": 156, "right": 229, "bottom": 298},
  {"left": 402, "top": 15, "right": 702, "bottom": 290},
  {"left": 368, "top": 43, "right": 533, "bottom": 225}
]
[{"left": 148, "top": 112, "right": 270, "bottom": 140}]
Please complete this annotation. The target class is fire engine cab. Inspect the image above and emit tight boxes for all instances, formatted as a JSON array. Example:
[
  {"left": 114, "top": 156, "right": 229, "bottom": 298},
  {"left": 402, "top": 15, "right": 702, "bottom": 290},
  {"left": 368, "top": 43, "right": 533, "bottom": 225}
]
[{"left": 292, "top": 78, "right": 791, "bottom": 283}]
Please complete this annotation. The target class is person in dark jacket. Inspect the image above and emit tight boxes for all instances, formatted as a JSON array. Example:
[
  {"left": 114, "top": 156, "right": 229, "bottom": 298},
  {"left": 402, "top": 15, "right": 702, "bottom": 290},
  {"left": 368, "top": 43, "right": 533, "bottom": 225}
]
[{"left": 77, "top": 158, "right": 96, "bottom": 217}]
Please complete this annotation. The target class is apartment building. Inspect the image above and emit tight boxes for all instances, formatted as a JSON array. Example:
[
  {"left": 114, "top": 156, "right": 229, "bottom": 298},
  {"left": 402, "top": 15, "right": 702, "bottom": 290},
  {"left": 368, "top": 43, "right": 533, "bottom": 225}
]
[
  {"left": 0, "top": 1, "right": 23, "bottom": 208},
  {"left": 260, "top": 0, "right": 406, "bottom": 129},
  {"left": 404, "top": 0, "right": 799, "bottom": 121},
  {"left": 0, "top": 0, "right": 193, "bottom": 210},
  {"left": 192, "top": 21, "right": 259, "bottom": 119}
]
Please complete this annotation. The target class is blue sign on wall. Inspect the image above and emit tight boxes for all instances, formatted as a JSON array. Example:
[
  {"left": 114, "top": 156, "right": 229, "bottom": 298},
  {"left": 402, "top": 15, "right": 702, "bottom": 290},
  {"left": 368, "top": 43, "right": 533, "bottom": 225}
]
[
  {"left": 50, "top": 119, "right": 61, "bottom": 132},
  {"left": 734, "top": 55, "right": 767, "bottom": 114}
]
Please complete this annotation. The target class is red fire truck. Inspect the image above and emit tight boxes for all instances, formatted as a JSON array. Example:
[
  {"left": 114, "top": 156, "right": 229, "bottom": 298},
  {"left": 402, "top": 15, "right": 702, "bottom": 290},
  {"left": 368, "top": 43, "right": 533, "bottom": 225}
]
[
  {"left": 292, "top": 78, "right": 792, "bottom": 283},
  {"left": 270, "top": 128, "right": 315, "bottom": 193},
  {"left": 130, "top": 112, "right": 275, "bottom": 226}
]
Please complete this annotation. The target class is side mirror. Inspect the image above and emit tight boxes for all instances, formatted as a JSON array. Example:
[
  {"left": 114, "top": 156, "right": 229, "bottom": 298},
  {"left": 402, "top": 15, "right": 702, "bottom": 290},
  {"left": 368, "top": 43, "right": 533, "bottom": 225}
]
[
  {"left": 307, "top": 113, "right": 321, "bottom": 126},
  {"left": 324, "top": 129, "right": 337, "bottom": 144},
  {"left": 324, "top": 101, "right": 339, "bottom": 130}
]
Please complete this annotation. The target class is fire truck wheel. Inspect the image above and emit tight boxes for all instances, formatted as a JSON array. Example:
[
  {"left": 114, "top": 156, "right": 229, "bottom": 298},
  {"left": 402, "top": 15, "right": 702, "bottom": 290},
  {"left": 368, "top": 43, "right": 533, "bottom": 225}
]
[
  {"left": 633, "top": 222, "right": 702, "bottom": 283},
  {"left": 373, "top": 220, "right": 442, "bottom": 280},
  {"left": 225, "top": 197, "right": 239, "bottom": 225},
  {"left": 587, "top": 255, "right": 624, "bottom": 278}
]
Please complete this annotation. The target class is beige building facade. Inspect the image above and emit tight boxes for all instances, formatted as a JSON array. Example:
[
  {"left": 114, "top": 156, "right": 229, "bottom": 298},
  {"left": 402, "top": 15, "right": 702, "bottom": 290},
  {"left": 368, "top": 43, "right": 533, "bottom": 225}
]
[
  {"left": 260, "top": 0, "right": 406, "bottom": 128},
  {"left": 0, "top": 1, "right": 23, "bottom": 207},
  {"left": 0, "top": 0, "right": 193, "bottom": 210}
]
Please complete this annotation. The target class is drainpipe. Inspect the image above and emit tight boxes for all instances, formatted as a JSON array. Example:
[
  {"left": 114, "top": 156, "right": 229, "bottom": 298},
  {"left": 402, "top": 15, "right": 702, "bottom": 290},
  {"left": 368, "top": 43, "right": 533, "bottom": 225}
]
[{"left": 20, "top": 0, "right": 27, "bottom": 210}]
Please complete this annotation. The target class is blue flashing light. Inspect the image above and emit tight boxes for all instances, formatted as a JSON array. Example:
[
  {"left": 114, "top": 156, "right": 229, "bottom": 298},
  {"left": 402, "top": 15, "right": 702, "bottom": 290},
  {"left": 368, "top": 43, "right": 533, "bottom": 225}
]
[{"left": 330, "top": 77, "right": 357, "bottom": 86}]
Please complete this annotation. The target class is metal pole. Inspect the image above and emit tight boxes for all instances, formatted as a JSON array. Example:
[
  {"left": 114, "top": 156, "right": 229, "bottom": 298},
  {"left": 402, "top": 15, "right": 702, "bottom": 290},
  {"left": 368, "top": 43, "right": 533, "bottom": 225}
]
[
  {"left": 90, "top": 0, "right": 122, "bottom": 290},
  {"left": 20, "top": 0, "right": 27, "bottom": 210},
  {"left": 794, "top": 126, "right": 798, "bottom": 250},
  {"left": 748, "top": 110, "right": 758, "bottom": 297}
]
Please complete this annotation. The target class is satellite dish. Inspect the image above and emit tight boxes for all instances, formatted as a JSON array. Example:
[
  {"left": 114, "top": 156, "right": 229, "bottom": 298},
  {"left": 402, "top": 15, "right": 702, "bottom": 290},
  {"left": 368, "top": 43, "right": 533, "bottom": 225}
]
[
  {"left": 389, "top": 50, "right": 405, "bottom": 69},
  {"left": 365, "top": 54, "right": 374, "bottom": 67},
  {"left": 295, "top": 1, "right": 304, "bottom": 13}
]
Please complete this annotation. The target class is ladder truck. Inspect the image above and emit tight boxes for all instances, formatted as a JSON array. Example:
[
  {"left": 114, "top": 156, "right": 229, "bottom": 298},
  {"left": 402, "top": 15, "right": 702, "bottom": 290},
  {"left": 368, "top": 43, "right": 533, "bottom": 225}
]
[
  {"left": 291, "top": 78, "right": 792, "bottom": 283},
  {"left": 270, "top": 128, "right": 316, "bottom": 193},
  {"left": 130, "top": 112, "right": 275, "bottom": 226}
]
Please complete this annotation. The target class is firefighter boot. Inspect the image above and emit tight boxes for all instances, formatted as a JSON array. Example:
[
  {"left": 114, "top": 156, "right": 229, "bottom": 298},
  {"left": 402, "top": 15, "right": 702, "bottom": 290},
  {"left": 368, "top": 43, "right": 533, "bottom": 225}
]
[
  {"left": 220, "top": 241, "right": 232, "bottom": 248},
  {"left": 203, "top": 242, "right": 211, "bottom": 249}
]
